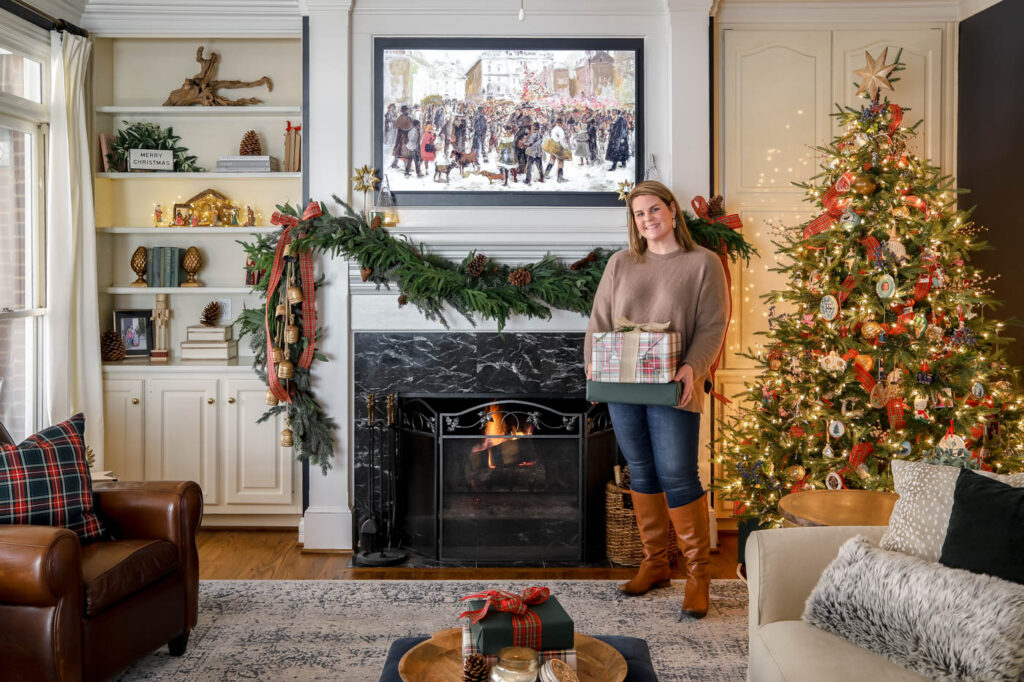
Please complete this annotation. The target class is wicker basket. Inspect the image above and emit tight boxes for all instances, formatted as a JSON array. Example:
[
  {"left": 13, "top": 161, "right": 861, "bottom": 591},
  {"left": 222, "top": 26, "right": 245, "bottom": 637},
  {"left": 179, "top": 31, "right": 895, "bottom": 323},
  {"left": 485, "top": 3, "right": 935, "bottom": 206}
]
[{"left": 605, "top": 481, "right": 680, "bottom": 567}]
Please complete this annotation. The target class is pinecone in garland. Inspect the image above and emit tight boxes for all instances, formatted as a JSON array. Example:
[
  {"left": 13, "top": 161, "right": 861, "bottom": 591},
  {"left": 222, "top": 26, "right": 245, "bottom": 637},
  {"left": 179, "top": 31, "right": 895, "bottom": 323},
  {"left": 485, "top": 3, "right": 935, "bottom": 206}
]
[
  {"left": 201, "top": 301, "right": 221, "bottom": 326},
  {"left": 708, "top": 194, "right": 725, "bottom": 218},
  {"left": 360, "top": 267, "right": 373, "bottom": 282},
  {"left": 467, "top": 253, "right": 488, "bottom": 277},
  {"left": 462, "top": 654, "right": 489, "bottom": 682},
  {"left": 239, "top": 130, "right": 262, "bottom": 156},
  {"left": 100, "top": 329, "right": 126, "bottom": 361},
  {"left": 570, "top": 250, "right": 597, "bottom": 271},
  {"left": 397, "top": 294, "right": 408, "bottom": 306},
  {"left": 508, "top": 268, "right": 531, "bottom": 287}
]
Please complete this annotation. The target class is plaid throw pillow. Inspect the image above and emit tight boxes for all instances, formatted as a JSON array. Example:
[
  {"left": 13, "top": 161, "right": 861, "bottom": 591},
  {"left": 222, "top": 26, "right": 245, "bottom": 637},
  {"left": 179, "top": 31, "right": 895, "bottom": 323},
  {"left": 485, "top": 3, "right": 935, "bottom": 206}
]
[{"left": 0, "top": 413, "right": 106, "bottom": 541}]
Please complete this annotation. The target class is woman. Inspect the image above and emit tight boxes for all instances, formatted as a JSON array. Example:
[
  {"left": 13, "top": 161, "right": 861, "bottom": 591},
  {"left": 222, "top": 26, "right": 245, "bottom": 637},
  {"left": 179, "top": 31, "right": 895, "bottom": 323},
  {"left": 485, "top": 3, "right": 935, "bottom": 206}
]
[
  {"left": 421, "top": 122, "right": 437, "bottom": 168},
  {"left": 584, "top": 180, "right": 728, "bottom": 620}
]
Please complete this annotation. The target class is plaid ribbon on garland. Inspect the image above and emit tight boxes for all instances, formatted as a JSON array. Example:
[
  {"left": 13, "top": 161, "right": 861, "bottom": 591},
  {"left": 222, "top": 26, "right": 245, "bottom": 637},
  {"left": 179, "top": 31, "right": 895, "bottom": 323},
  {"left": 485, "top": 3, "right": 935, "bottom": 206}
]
[
  {"left": 264, "top": 201, "right": 322, "bottom": 403},
  {"left": 459, "top": 587, "right": 550, "bottom": 651}
]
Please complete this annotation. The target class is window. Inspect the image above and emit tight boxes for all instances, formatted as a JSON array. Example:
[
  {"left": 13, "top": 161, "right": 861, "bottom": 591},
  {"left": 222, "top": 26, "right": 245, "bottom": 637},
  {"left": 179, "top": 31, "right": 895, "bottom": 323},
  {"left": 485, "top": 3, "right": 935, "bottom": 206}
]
[{"left": 0, "top": 23, "right": 47, "bottom": 442}]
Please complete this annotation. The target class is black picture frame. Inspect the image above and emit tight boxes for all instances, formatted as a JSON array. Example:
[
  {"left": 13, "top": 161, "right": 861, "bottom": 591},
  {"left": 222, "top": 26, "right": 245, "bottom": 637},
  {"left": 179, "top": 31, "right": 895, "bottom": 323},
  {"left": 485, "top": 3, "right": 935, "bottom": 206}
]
[
  {"left": 374, "top": 37, "right": 643, "bottom": 207},
  {"left": 113, "top": 309, "right": 153, "bottom": 357}
]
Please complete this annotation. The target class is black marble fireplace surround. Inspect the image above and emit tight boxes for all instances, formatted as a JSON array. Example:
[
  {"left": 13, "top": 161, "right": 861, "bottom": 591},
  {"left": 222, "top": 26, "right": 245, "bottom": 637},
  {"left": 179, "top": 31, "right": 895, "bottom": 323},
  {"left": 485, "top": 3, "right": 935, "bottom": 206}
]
[{"left": 352, "top": 332, "right": 617, "bottom": 565}]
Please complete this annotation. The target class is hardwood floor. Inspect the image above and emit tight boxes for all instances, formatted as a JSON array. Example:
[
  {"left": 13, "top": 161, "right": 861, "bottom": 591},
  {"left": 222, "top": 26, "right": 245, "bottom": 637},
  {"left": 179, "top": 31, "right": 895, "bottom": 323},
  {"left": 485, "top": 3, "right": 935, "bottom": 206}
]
[{"left": 197, "top": 529, "right": 741, "bottom": 580}]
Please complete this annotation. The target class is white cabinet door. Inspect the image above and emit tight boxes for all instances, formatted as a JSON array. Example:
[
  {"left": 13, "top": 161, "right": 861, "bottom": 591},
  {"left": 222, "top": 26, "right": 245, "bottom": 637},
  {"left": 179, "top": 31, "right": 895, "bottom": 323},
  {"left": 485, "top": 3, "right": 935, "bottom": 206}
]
[
  {"left": 221, "top": 378, "right": 296, "bottom": 506},
  {"left": 144, "top": 378, "right": 218, "bottom": 504},
  {"left": 832, "top": 29, "right": 946, "bottom": 169},
  {"left": 102, "top": 379, "right": 144, "bottom": 480}
]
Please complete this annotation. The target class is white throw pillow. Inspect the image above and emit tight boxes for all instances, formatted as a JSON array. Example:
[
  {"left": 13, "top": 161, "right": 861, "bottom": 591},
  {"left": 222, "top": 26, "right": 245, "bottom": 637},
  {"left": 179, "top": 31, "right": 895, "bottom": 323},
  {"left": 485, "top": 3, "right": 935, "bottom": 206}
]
[{"left": 881, "top": 460, "right": 1024, "bottom": 561}]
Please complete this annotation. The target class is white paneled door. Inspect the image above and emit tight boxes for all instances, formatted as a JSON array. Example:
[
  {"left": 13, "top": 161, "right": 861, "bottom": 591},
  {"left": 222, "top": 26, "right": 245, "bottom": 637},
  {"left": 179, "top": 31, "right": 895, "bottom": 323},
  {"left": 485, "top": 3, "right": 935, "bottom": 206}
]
[
  {"left": 144, "top": 378, "right": 218, "bottom": 504},
  {"left": 222, "top": 379, "right": 297, "bottom": 506},
  {"left": 102, "top": 379, "right": 144, "bottom": 481}
]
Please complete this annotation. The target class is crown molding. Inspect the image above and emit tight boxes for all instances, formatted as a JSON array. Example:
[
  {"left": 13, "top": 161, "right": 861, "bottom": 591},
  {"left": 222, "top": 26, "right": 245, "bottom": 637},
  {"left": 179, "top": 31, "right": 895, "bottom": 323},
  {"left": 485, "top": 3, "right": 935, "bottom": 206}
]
[
  {"left": 299, "top": 0, "right": 352, "bottom": 11},
  {"left": 79, "top": 1, "right": 301, "bottom": 37},
  {"left": 958, "top": 0, "right": 1004, "bottom": 20},
  {"left": 24, "top": 0, "right": 86, "bottom": 24},
  {"left": 714, "top": 0, "right": 964, "bottom": 23}
]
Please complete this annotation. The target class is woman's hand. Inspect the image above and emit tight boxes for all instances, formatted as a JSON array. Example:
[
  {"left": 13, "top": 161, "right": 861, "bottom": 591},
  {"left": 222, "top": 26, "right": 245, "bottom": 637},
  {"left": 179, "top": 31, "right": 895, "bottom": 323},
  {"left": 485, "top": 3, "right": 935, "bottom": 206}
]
[
  {"left": 673, "top": 363, "right": 694, "bottom": 408},
  {"left": 586, "top": 362, "right": 593, "bottom": 380}
]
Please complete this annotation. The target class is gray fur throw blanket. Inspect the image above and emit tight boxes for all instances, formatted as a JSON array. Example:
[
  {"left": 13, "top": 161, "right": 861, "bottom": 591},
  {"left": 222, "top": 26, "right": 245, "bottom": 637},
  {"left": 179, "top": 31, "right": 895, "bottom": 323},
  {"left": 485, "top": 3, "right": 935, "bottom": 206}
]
[{"left": 803, "top": 536, "right": 1024, "bottom": 681}]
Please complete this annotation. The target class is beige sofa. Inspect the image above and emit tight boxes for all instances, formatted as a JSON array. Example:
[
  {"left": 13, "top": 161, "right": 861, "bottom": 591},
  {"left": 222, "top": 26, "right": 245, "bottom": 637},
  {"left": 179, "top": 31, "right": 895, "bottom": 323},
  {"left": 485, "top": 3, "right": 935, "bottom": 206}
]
[{"left": 745, "top": 525, "right": 929, "bottom": 681}]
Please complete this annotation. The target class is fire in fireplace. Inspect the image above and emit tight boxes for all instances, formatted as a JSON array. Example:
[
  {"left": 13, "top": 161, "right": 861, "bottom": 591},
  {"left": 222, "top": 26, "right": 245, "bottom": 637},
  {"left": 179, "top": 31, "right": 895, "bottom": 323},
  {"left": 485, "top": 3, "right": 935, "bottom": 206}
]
[{"left": 396, "top": 395, "right": 615, "bottom": 564}]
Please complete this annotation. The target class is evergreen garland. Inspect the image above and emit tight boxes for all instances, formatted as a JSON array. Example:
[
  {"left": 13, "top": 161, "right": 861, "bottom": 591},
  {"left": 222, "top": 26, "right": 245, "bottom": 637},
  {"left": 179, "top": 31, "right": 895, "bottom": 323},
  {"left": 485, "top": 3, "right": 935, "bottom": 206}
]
[{"left": 238, "top": 196, "right": 757, "bottom": 470}]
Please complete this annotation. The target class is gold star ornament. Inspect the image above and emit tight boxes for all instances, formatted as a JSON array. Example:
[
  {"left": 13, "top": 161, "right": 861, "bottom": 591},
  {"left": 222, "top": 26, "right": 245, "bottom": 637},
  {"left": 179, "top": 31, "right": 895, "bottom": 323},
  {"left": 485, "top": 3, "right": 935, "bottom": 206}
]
[
  {"left": 352, "top": 165, "right": 380, "bottom": 194},
  {"left": 854, "top": 48, "right": 897, "bottom": 101},
  {"left": 617, "top": 181, "right": 635, "bottom": 202}
]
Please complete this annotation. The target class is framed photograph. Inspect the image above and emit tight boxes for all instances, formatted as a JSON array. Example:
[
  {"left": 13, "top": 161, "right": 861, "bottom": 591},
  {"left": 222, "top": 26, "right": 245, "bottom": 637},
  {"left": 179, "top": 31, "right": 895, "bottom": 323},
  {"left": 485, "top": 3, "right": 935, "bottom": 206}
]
[
  {"left": 172, "top": 202, "right": 192, "bottom": 227},
  {"left": 374, "top": 37, "right": 643, "bottom": 207},
  {"left": 113, "top": 309, "right": 153, "bottom": 357}
]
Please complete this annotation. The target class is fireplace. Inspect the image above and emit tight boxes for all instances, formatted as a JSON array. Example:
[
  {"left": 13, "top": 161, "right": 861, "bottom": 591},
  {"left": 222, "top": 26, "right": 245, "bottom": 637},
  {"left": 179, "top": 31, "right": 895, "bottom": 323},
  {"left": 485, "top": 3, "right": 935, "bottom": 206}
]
[
  {"left": 397, "top": 395, "right": 615, "bottom": 563},
  {"left": 352, "top": 332, "right": 617, "bottom": 565}
]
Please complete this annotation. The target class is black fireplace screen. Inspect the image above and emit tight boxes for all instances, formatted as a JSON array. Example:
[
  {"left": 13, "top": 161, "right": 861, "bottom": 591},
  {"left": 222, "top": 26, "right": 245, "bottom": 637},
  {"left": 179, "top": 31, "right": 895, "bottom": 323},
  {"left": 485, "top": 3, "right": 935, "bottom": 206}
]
[{"left": 397, "top": 395, "right": 615, "bottom": 563}]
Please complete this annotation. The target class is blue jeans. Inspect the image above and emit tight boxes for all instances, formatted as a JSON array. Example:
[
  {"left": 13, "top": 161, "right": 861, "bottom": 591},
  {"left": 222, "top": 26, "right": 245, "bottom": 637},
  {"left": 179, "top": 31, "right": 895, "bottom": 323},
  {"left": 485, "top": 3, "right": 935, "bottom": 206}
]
[{"left": 607, "top": 403, "right": 703, "bottom": 508}]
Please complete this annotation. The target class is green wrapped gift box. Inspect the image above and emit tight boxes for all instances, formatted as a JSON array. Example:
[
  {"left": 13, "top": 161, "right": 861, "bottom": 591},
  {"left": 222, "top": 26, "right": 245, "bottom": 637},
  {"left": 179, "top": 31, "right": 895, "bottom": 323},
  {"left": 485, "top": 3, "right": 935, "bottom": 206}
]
[
  {"left": 586, "top": 379, "right": 682, "bottom": 406},
  {"left": 465, "top": 595, "right": 574, "bottom": 655}
]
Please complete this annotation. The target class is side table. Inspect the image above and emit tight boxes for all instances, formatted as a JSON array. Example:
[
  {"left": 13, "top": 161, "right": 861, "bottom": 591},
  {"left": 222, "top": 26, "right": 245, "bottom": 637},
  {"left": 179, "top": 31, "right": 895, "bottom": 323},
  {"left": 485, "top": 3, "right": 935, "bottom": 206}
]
[
  {"left": 380, "top": 634, "right": 657, "bottom": 682},
  {"left": 779, "top": 489, "right": 898, "bottom": 528}
]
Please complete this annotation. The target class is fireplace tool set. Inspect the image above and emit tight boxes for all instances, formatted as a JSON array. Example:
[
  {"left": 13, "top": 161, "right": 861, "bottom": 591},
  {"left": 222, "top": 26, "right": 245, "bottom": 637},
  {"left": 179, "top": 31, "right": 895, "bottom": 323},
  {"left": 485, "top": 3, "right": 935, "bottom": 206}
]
[{"left": 355, "top": 392, "right": 408, "bottom": 566}]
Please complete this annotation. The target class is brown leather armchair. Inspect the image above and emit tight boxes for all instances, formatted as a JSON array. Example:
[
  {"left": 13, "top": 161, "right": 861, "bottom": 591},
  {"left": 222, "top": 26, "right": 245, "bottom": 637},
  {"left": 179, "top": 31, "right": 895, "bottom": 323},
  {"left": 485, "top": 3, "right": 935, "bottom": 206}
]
[{"left": 0, "top": 424, "right": 203, "bottom": 682}]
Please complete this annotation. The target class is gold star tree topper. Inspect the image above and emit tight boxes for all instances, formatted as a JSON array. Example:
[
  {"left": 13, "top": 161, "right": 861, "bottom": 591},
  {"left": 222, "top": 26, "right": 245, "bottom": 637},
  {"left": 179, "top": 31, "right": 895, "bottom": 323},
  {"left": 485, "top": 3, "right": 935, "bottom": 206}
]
[
  {"left": 854, "top": 48, "right": 897, "bottom": 101},
  {"left": 352, "top": 165, "right": 380, "bottom": 194},
  {"left": 617, "top": 181, "right": 635, "bottom": 202}
]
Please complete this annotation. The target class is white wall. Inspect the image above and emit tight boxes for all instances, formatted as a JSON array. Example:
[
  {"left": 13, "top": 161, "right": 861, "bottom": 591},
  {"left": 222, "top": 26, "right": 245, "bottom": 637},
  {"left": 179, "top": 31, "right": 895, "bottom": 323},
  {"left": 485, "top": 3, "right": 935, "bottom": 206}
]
[{"left": 302, "top": 0, "right": 714, "bottom": 550}]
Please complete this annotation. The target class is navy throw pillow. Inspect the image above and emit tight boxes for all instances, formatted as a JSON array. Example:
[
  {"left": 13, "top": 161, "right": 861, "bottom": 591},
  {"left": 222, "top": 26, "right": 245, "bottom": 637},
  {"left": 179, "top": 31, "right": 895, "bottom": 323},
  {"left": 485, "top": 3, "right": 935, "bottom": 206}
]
[
  {"left": 0, "top": 413, "right": 106, "bottom": 541},
  {"left": 939, "top": 468, "right": 1024, "bottom": 585}
]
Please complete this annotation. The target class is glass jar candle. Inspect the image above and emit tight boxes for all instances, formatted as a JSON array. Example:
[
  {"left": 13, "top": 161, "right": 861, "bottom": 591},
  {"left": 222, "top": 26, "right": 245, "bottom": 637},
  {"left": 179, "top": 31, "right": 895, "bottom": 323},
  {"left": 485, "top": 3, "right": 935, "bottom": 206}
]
[{"left": 490, "top": 646, "right": 540, "bottom": 682}]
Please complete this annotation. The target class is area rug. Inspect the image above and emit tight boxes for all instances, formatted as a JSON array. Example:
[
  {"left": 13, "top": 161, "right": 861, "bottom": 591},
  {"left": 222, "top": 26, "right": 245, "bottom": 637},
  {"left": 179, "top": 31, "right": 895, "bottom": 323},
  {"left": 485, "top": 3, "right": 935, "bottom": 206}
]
[{"left": 116, "top": 579, "right": 748, "bottom": 681}]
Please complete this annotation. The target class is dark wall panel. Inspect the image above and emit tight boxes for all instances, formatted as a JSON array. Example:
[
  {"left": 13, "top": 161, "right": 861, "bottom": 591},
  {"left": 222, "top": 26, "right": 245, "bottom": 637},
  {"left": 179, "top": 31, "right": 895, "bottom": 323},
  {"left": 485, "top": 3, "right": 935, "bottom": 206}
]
[{"left": 958, "top": 0, "right": 1024, "bottom": 366}]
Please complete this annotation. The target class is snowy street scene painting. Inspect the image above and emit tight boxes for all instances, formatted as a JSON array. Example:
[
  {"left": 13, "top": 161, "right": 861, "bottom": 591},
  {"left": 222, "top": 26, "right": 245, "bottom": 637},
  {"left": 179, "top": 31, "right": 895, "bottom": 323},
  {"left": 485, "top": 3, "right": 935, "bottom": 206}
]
[{"left": 375, "top": 39, "right": 642, "bottom": 204}]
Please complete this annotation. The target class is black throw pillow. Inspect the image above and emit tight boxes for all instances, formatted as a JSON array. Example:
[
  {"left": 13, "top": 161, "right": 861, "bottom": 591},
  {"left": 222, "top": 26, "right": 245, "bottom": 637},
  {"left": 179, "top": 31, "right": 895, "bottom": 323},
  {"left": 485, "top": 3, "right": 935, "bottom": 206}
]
[{"left": 939, "top": 468, "right": 1024, "bottom": 585}]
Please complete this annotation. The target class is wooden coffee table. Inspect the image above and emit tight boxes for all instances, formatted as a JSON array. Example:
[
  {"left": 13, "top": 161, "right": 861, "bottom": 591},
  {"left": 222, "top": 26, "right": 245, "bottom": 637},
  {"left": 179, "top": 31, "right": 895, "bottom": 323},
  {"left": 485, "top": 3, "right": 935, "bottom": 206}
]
[
  {"left": 398, "top": 627, "right": 627, "bottom": 682},
  {"left": 779, "top": 489, "right": 898, "bottom": 528}
]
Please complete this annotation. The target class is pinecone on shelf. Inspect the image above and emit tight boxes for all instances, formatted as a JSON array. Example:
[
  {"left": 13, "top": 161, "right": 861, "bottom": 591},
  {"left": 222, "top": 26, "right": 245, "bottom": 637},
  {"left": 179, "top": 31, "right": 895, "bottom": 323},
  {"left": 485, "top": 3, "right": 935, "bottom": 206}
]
[
  {"left": 239, "top": 130, "right": 262, "bottom": 156},
  {"left": 360, "top": 267, "right": 373, "bottom": 282},
  {"left": 201, "top": 301, "right": 221, "bottom": 327},
  {"left": 462, "top": 654, "right": 489, "bottom": 682},
  {"left": 467, "top": 253, "right": 488, "bottom": 277},
  {"left": 508, "top": 268, "right": 532, "bottom": 287},
  {"left": 397, "top": 294, "right": 408, "bottom": 307},
  {"left": 370, "top": 214, "right": 382, "bottom": 229},
  {"left": 101, "top": 329, "right": 126, "bottom": 361}
]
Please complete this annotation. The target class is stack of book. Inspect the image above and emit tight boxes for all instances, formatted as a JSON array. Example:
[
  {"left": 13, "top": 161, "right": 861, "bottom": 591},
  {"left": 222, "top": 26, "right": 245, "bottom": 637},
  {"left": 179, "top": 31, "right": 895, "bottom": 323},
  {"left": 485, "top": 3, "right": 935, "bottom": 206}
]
[
  {"left": 146, "top": 246, "right": 187, "bottom": 287},
  {"left": 180, "top": 325, "right": 237, "bottom": 361},
  {"left": 216, "top": 155, "right": 280, "bottom": 173}
]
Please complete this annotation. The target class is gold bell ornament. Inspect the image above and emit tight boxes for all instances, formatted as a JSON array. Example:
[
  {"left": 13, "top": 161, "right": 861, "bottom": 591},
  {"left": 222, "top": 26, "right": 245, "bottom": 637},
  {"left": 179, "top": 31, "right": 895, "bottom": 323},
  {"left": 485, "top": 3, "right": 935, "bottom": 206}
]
[
  {"left": 281, "top": 418, "right": 293, "bottom": 447},
  {"left": 265, "top": 388, "right": 279, "bottom": 406},
  {"left": 284, "top": 323, "right": 301, "bottom": 344},
  {"left": 287, "top": 279, "right": 304, "bottom": 306},
  {"left": 271, "top": 346, "right": 284, "bottom": 364},
  {"left": 275, "top": 303, "right": 287, "bottom": 317},
  {"left": 277, "top": 359, "right": 294, "bottom": 379}
]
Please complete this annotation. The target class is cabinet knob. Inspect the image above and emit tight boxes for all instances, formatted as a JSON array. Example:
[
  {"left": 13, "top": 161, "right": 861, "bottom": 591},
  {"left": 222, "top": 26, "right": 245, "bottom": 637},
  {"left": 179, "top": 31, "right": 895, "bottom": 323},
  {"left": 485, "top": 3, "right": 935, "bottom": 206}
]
[
  {"left": 131, "top": 398, "right": 139, "bottom": 405},
  {"left": 228, "top": 397, "right": 236, "bottom": 404},
  {"left": 208, "top": 398, "right": 215, "bottom": 405}
]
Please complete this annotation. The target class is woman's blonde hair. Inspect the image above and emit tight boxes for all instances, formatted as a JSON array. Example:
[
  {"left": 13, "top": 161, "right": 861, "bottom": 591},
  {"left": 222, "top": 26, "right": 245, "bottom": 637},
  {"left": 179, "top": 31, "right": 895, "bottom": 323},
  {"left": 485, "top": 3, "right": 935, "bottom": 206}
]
[{"left": 625, "top": 180, "right": 695, "bottom": 258}]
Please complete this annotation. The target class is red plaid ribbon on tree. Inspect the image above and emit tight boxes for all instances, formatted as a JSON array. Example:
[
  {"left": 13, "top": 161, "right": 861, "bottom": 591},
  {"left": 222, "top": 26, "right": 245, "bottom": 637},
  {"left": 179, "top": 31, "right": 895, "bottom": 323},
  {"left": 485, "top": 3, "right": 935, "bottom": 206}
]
[
  {"left": 838, "top": 270, "right": 865, "bottom": 304},
  {"left": 690, "top": 196, "right": 744, "bottom": 405},
  {"left": 849, "top": 442, "right": 874, "bottom": 468},
  {"left": 887, "top": 104, "right": 904, "bottom": 133},
  {"left": 903, "top": 195, "right": 932, "bottom": 218},
  {"left": 263, "top": 201, "right": 322, "bottom": 402},
  {"left": 803, "top": 172, "right": 854, "bottom": 239},
  {"left": 458, "top": 587, "right": 550, "bottom": 651},
  {"left": 855, "top": 364, "right": 877, "bottom": 392},
  {"left": 859, "top": 235, "right": 885, "bottom": 267},
  {"left": 887, "top": 396, "right": 906, "bottom": 430}
]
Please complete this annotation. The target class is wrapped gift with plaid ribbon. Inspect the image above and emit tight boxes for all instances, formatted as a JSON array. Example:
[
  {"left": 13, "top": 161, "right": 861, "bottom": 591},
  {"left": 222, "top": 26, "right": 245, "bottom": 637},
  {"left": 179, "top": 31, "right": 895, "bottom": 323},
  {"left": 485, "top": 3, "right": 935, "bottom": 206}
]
[
  {"left": 461, "top": 627, "right": 578, "bottom": 671},
  {"left": 458, "top": 587, "right": 574, "bottom": 656},
  {"left": 590, "top": 318, "right": 681, "bottom": 384}
]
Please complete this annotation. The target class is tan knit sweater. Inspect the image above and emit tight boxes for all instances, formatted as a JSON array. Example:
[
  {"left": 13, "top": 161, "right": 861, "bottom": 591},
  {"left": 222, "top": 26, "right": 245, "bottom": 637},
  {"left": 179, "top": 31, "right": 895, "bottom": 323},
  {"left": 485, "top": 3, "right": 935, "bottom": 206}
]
[{"left": 584, "top": 246, "right": 730, "bottom": 413}]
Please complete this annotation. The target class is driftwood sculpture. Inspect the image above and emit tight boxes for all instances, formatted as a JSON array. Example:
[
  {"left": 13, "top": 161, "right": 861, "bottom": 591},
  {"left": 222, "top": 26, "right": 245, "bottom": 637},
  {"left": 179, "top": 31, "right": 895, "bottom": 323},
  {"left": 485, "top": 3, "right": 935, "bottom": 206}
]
[{"left": 163, "top": 47, "right": 273, "bottom": 106}]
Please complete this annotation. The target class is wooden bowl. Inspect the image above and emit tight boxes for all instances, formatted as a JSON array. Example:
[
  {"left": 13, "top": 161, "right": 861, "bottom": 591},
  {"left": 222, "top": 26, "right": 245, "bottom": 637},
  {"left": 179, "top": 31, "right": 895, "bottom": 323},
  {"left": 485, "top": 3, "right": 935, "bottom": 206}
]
[{"left": 398, "top": 628, "right": 627, "bottom": 682}]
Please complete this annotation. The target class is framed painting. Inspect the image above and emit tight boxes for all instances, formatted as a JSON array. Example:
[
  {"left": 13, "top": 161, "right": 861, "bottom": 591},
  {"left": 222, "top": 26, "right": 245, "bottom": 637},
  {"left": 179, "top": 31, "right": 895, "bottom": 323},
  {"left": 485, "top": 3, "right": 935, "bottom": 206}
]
[
  {"left": 113, "top": 309, "right": 153, "bottom": 357},
  {"left": 374, "top": 37, "right": 643, "bottom": 207}
]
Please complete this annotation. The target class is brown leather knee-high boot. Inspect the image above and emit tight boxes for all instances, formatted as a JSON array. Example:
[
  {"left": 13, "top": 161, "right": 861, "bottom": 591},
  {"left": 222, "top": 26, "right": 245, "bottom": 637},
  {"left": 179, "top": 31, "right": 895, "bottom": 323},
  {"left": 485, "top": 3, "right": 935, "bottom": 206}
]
[
  {"left": 668, "top": 492, "right": 711, "bottom": 619},
  {"left": 618, "top": 490, "right": 673, "bottom": 596}
]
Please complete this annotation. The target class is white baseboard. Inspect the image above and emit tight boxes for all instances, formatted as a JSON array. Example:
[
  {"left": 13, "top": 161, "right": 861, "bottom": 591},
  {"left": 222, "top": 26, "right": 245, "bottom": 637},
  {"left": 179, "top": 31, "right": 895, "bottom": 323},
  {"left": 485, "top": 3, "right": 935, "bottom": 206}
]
[
  {"left": 301, "top": 506, "right": 353, "bottom": 550},
  {"left": 200, "top": 514, "right": 301, "bottom": 528}
]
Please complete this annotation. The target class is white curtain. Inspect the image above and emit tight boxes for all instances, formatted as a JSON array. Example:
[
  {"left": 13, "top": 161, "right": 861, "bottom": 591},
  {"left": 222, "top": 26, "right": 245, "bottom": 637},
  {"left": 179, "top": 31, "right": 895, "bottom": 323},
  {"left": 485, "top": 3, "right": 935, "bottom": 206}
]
[{"left": 45, "top": 31, "right": 103, "bottom": 462}]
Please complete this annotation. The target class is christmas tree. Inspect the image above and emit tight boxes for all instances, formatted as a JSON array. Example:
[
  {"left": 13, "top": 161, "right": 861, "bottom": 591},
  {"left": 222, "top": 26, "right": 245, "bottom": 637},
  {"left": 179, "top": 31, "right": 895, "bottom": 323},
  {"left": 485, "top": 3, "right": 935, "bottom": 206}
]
[{"left": 715, "top": 48, "right": 1024, "bottom": 526}]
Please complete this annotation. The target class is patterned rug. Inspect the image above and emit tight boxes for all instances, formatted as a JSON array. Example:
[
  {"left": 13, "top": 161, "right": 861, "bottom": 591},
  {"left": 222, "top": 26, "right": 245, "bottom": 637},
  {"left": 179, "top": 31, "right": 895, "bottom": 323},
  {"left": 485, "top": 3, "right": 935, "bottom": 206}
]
[{"left": 116, "top": 579, "right": 749, "bottom": 681}]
